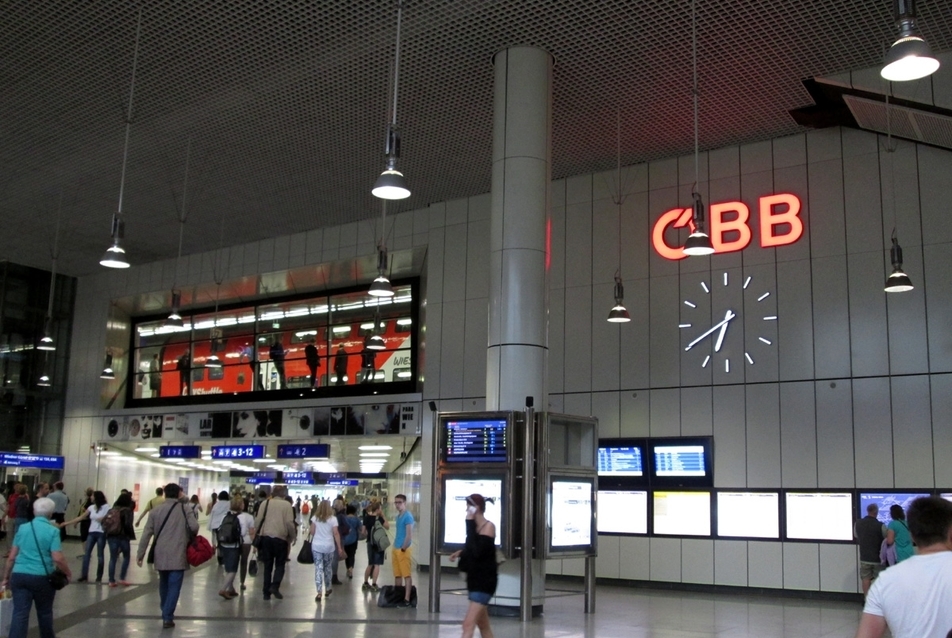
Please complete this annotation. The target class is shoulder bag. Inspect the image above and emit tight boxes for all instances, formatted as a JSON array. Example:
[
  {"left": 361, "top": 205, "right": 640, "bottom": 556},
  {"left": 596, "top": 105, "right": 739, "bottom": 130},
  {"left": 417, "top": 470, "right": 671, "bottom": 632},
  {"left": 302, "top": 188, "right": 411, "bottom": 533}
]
[
  {"left": 252, "top": 501, "right": 269, "bottom": 549},
  {"left": 296, "top": 534, "right": 314, "bottom": 564},
  {"left": 147, "top": 503, "right": 177, "bottom": 564},
  {"left": 30, "top": 521, "right": 68, "bottom": 590},
  {"left": 182, "top": 504, "right": 214, "bottom": 566}
]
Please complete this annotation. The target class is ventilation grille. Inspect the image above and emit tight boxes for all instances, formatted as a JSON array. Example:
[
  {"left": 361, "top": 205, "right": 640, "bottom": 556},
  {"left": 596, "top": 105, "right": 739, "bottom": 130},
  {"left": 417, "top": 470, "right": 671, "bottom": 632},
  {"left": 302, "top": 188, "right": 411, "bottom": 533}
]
[{"left": 844, "top": 95, "right": 952, "bottom": 150}]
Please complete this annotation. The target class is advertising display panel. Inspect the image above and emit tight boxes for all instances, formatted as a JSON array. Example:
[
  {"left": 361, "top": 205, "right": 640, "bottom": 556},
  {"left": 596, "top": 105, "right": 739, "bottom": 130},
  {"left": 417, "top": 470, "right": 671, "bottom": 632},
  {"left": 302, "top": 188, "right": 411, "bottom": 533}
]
[
  {"left": 859, "top": 492, "right": 931, "bottom": 524},
  {"left": 546, "top": 475, "right": 596, "bottom": 556},
  {"left": 716, "top": 491, "right": 780, "bottom": 539},
  {"left": 785, "top": 492, "right": 853, "bottom": 541},
  {"left": 652, "top": 491, "right": 711, "bottom": 536},
  {"left": 442, "top": 476, "right": 504, "bottom": 546},
  {"left": 596, "top": 490, "right": 648, "bottom": 534}
]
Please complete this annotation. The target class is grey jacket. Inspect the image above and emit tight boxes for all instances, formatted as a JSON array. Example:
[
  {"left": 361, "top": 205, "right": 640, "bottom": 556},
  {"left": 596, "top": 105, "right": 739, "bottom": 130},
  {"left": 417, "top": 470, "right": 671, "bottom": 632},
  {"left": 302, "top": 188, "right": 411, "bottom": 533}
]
[{"left": 136, "top": 499, "right": 199, "bottom": 571}]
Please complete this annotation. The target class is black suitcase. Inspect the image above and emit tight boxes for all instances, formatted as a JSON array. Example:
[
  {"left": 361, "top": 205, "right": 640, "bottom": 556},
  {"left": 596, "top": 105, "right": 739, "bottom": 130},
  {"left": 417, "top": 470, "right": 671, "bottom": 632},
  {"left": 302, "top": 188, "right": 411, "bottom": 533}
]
[{"left": 376, "top": 584, "right": 418, "bottom": 608}]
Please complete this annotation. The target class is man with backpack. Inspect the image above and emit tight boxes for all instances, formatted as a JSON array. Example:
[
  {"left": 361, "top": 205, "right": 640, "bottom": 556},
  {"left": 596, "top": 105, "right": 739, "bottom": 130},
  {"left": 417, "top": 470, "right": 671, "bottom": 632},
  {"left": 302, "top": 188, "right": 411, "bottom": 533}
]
[
  {"left": 361, "top": 501, "right": 389, "bottom": 591},
  {"left": 216, "top": 496, "right": 250, "bottom": 599},
  {"left": 330, "top": 500, "right": 350, "bottom": 585}
]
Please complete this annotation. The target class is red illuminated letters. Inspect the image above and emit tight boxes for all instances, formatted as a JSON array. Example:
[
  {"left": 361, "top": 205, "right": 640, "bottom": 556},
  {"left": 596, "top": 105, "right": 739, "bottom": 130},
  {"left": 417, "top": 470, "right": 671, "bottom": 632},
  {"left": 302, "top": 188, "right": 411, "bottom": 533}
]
[{"left": 651, "top": 193, "right": 802, "bottom": 260}]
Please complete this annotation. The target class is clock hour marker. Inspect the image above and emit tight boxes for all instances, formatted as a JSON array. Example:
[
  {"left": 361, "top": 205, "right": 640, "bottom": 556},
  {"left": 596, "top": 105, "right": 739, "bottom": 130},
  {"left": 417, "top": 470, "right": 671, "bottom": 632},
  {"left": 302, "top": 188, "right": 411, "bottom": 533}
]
[
  {"left": 701, "top": 355, "right": 710, "bottom": 368},
  {"left": 759, "top": 337, "right": 772, "bottom": 345},
  {"left": 763, "top": 315, "right": 777, "bottom": 321},
  {"left": 684, "top": 301, "right": 697, "bottom": 308},
  {"left": 678, "top": 323, "right": 692, "bottom": 328},
  {"left": 701, "top": 282, "right": 710, "bottom": 293},
  {"left": 723, "top": 272, "right": 728, "bottom": 286},
  {"left": 745, "top": 352, "right": 754, "bottom": 365},
  {"left": 743, "top": 276, "right": 752, "bottom": 289},
  {"left": 725, "top": 359, "right": 730, "bottom": 372},
  {"left": 757, "top": 292, "right": 770, "bottom": 302}
]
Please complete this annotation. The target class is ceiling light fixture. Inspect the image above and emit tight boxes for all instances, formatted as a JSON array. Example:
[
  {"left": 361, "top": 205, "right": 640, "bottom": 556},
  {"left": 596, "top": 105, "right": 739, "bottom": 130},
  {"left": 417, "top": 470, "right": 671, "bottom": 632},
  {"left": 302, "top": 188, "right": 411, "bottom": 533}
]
[
  {"left": 607, "top": 110, "right": 632, "bottom": 323},
  {"left": 100, "top": 353, "right": 115, "bottom": 380},
  {"left": 37, "top": 367, "right": 51, "bottom": 388},
  {"left": 607, "top": 272, "right": 631, "bottom": 323},
  {"left": 881, "top": 0, "right": 940, "bottom": 82},
  {"left": 682, "top": 0, "right": 715, "bottom": 257},
  {"left": 882, "top": 96, "right": 914, "bottom": 293},
  {"left": 100, "top": 7, "right": 143, "bottom": 269},
  {"left": 39, "top": 193, "right": 64, "bottom": 351},
  {"left": 358, "top": 445, "right": 393, "bottom": 451},
  {"left": 372, "top": 1, "right": 410, "bottom": 200},
  {"left": 167, "top": 137, "right": 192, "bottom": 328}
]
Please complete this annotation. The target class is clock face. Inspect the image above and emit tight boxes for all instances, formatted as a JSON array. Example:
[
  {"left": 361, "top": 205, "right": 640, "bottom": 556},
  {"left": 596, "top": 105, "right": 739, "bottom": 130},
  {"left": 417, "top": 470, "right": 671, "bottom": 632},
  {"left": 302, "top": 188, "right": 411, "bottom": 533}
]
[{"left": 679, "top": 272, "right": 777, "bottom": 372}]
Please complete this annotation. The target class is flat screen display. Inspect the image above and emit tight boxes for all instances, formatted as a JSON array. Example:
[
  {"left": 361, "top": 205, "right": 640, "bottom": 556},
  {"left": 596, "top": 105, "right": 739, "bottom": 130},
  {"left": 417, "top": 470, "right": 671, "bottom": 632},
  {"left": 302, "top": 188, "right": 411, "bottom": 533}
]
[
  {"left": 0, "top": 453, "right": 65, "bottom": 470},
  {"left": 942, "top": 494, "right": 952, "bottom": 503},
  {"left": 444, "top": 419, "right": 508, "bottom": 463},
  {"left": 859, "top": 492, "right": 931, "bottom": 525},
  {"left": 597, "top": 490, "right": 648, "bottom": 534},
  {"left": 211, "top": 445, "right": 266, "bottom": 460},
  {"left": 551, "top": 480, "right": 594, "bottom": 548},
  {"left": 716, "top": 492, "right": 780, "bottom": 539},
  {"left": 653, "top": 491, "right": 711, "bottom": 536},
  {"left": 785, "top": 492, "right": 853, "bottom": 541},
  {"left": 159, "top": 445, "right": 202, "bottom": 459},
  {"left": 442, "top": 477, "right": 503, "bottom": 547},
  {"left": 653, "top": 445, "right": 706, "bottom": 476},
  {"left": 597, "top": 446, "right": 644, "bottom": 476}
]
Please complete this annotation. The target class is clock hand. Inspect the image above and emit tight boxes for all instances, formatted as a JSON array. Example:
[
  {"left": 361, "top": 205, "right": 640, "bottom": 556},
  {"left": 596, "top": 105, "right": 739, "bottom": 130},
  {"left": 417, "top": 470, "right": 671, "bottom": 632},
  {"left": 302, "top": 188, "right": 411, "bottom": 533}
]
[
  {"left": 714, "top": 309, "right": 734, "bottom": 352},
  {"left": 685, "top": 310, "right": 736, "bottom": 351}
]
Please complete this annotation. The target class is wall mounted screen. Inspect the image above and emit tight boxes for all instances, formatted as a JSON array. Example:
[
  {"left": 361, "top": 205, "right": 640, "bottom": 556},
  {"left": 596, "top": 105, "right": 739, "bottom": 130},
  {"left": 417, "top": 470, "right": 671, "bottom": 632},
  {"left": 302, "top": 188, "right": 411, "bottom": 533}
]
[
  {"left": 859, "top": 492, "right": 931, "bottom": 525},
  {"left": 550, "top": 479, "right": 594, "bottom": 549},
  {"left": 652, "top": 491, "right": 711, "bottom": 536},
  {"left": 443, "top": 419, "right": 508, "bottom": 463},
  {"left": 785, "top": 492, "right": 853, "bottom": 541},
  {"left": 648, "top": 437, "right": 713, "bottom": 487},
  {"left": 442, "top": 477, "right": 503, "bottom": 546},
  {"left": 716, "top": 492, "right": 780, "bottom": 539},
  {"left": 598, "top": 444, "right": 644, "bottom": 477},
  {"left": 597, "top": 490, "right": 648, "bottom": 534}
]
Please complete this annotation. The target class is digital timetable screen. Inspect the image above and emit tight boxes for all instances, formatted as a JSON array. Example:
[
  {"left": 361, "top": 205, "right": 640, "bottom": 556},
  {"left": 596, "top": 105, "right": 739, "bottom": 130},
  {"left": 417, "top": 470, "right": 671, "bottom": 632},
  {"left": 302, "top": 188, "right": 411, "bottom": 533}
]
[
  {"left": 653, "top": 445, "right": 706, "bottom": 476},
  {"left": 597, "top": 446, "right": 644, "bottom": 476},
  {"left": 444, "top": 419, "right": 508, "bottom": 463}
]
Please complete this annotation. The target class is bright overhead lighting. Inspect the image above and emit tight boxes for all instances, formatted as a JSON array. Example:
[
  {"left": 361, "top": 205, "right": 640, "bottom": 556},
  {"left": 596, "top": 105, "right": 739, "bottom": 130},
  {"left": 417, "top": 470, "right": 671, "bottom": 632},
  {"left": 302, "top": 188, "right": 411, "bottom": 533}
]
[
  {"left": 358, "top": 445, "right": 393, "bottom": 451},
  {"left": 253, "top": 458, "right": 274, "bottom": 463},
  {"left": 360, "top": 452, "right": 390, "bottom": 457},
  {"left": 99, "top": 450, "right": 121, "bottom": 456},
  {"left": 135, "top": 446, "right": 158, "bottom": 452},
  {"left": 396, "top": 318, "right": 412, "bottom": 326},
  {"left": 150, "top": 453, "right": 161, "bottom": 458},
  {"left": 881, "top": 0, "right": 940, "bottom": 82}
]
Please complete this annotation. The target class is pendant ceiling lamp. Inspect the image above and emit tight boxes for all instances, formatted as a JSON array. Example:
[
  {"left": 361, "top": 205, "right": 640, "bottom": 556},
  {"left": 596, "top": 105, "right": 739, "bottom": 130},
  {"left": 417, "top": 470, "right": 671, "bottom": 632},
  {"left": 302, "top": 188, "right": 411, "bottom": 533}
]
[
  {"left": 372, "top": 1, "right": 410, "bottom": 200},
  {"left": 100, "top": 353, "right": 116, "bottom": 380},
  {"left": 38, "top": 194, "right": 63, "bottom": 351},
  {"left": 682, "top": 0, "right": 714, "bottom": 257},
  {"left": 166, "top": 138, "right": 192, "bottom": 329},
  {"left": 881, "top": 0, "right": 940, "bottom": 82},
  {"left": 368, "top": 201, "right": 394, "bottom": 297},
  {"left": 883, "top": 96, "right": 914, "bottom": 293},
  {"left": 607, "top": 110, "right": 631, "bottom": 323},
  {"left": 100, "top": 7, "right": 143, "bottom": 269},
  {"left": 367, "top": 305, "right": 387, "bottom": 350},
  {"left": 207, "top": 215, "right": 226, "bottom": 368}
]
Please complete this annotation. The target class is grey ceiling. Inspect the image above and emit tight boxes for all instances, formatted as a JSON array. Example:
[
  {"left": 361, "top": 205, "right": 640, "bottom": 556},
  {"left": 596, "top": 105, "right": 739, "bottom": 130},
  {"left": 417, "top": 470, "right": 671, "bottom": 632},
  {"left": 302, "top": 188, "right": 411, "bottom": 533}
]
[{"left": 3, "top": 0, "right": 951, "bottom": 278}]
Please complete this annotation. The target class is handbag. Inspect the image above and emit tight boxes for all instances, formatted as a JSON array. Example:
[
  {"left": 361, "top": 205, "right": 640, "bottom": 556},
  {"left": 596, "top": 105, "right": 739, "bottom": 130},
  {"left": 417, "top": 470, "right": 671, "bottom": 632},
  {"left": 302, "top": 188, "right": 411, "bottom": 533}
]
[
  {"left": 252, "top": 501, "right": 269, "bottom": 549},
  {"left": 248, "top": 549, "right": 258, "bottom": 577},
  {"left": 297, "top": 536, "right": 314, "bottom": 564},
  {"left": 181, "top": 504, "right": 214, "bottom": 567},
  {"left": 30, "top": 520, "right": 68, "bottom": 590},
  {"left": 146, "top": 503, "right": 177, "bottom": 565}
]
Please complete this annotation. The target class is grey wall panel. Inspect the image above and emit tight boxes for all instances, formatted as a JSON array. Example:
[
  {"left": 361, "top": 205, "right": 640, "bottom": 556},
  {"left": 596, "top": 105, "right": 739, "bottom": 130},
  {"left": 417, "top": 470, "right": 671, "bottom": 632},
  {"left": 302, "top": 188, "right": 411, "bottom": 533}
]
[
  {"left": 566, "top": 173, "right": 593, "bottom": 206},
  {"left": 705, "top": 174, "right": 743, "bottom": 274},
  {"left": 924, "top": 244, "right": 952, "bottom": 373},
  {"left": 649, "top": 388, "right": 681, "bottom": 437},
  {"left": 563, "top": 285, "right": 593, "bottom": 393},
  {"left": 847, "top": 251, "right": 889, "bottom": 377},
  {"left": 649, "top": 537, "right": 681, "bottom": 582},
  {"left": 891, "top": 375, "right": 934, "bottom": 488},
  {"left": 426, "top": 227, "right": 445, "bottom": 305},
  {"left": 782, "top": 543, "right": 819, "bottom": 590},
  {"left": 439, "top": 300, "right": 466, "bottom": 398},
  {"left": 619, "top": 278, "right": 650, "bottom": 390},
  {"left": 548, "top": 287, "right": 565, "bottom": 395},
  {"left": 746, "top": 383, "right": 781, "bottom": 488},
  {"left": 680, "top": 386, "right": 712, "bottom": 436},
  {"left": 591, "top": 282, "right": 621, "bottom": 391},
  {"left": 853, "top": 377, "right": 893, "bottom": 488},
  {"left": 650, "top": 157, "right": 679, "bottom": 190},
  {"left": 780, "top": 382, "right": 818, "bottom": 488},
  {"left": 681, "top": 539, "right": 714, "bottom": 584},
  {"left": 741, "top": 262, "right": 779, "bottom": 384},
  {"left": 620, "top": 189, "right": 649, "bottom": 296},
  {"left": 619, "top": 536, "right": 651, "bottom": 581},
  {"left": 592, "top": 197, "right": 620, "bottom": 286},
  {"left": 776, "top": 260, "right": 815, "bottom": 381},
  {"left": 807, "top": 159, "right": 846, "bottom": 259},
  {"left": 592, "top": 391, "right": 620, "bottom": 438},
  {"left": 812, "top": 255, "right": 852, "bottom": 379},
  {"left": 592, "top": 168, "right": 616, "bottom": 202},
  {"left": 741, "top": 140, "right": 772, "bottom": 175},
  {"left": 679, "top": 269, "right": 713, "bottom": 388},
  {"left": 713, "top": 384, "right": 747, "bottom": 488},
  {"left": 445, "top": 198, "right": 468, "bottom": 226},
  {"left": 648, "top": 185, "right": 681, "bottom": 279},
  {"left": 469, "top": 193, "right": 491, "bottom": 222},
  {"left": 442, "top": 224, "right": 468, "bottom": 303},
  {"left": 428, "top": 201, "right": 446, "bottom": 229},
  {"left": 678, "top": 150, "right": 709, "bottom": 186},
  {"left": 710, "top": 146, "right": 739, "bottom": 180},
  {"left": 423, "top": 302, "right": 442, "bottom": 400},
  {"left": 841, "top": 126, "right": 878, "bottom": 157},
  {"left": 564, "top": 199, "right": 593, "bottom": 289},
  {"left": 930, "top": 374, "right": 952, "bottom": 488},
  {"left": 620, "top": 390, "right": 650, "bottom": 437},
  {"left": 338, "top": 221, "right": 358, "bottom": 247},
  {"left": 807, "top": 128, "right": 842, "bottom": 163},
  {"left": 714, "top": 540, "right": 748, "bottom": 587},
  {"left": 774, "top": 134, "right": 807, "bottom": 168},
  {"left": 819, "top": 544, "right": 859, "bottom": 594},
  {"left": 739, "top": 169, "right": 775, "bottom": 267},
  {"left": 773, "top": 164, "right": 810, "bottom": 264},
  {"left": 547, "top": 394, "right": 564, "bottom": 413},
  {"left": 816, "top": 379, "right": 855, "bottom": 488},
  {"left": 462, "top": 298, "right": 488, "bottom": 398},
  {"left": 885, "top": 244, "right": 928, "bottom": 375},
  {"left": 465, "top": 219, "right": 490, "bottom": 300},
  {"left": 562, "top": 558, "right": 585, "bottom": 577},
  {"left": 595, "top": 535, "right": 620, "bottom": 579},
  {"left": 563, "top": 393, "right": 592, "bottom": 418},
  {"left": 748, "top": 541, "right": 783, "bottom": 589},
  {"left": 650, "top": 274, "right": 681, "bottom": 387},
  {"left": 918, "top": 145, "right": 952, "bottom": 244},
  {"left": 551, "top": 178, "right": 566, "bottom": 210},
  {"left": 549, "top": 204, "right": 565, "bottom": 291}
]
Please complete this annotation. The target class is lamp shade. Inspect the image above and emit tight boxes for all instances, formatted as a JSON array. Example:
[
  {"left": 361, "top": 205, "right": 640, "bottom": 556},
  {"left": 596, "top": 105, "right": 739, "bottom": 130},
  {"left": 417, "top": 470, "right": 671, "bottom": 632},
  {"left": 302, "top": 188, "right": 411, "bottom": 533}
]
[
  {"left": 372, "top": 169, "right": 410, "bottom": 200},
  {"left": 37, "top": 372, "right": 51, "bottom": 387},
  {"left": 368, "top": 274, "right": 394, "bottom": 297},
  {"left": 882, "top": 35, "right": 940, "bottom": 81},
  {"left": 100, "top": 243, "right": 130, "bottom": 269},
  {"left": 607, "top": 304, "right": 631, "bottom": 323},
  {"left": 100, "top": 354, "right": 115, "bottom": 379},
  {"left": 205, "top": 354, "right": 222, "bottom": 368},
  {"left": 885, "top": 268, "right": 914, "bottom": 293},
  {"left": 367, "top": 334, "right": 386, "bottom": 350},
  {"left": 37, "top": 334, "right": 55, "bottom": 352},
  {"left": 683, "top": 231, "right": 715, "bottom": 256}
]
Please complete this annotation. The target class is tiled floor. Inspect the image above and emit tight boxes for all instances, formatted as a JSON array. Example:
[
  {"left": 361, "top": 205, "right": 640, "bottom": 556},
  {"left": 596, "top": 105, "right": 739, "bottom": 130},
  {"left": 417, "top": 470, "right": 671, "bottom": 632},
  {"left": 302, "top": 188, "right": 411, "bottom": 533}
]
[{"left": 9, "top": 537, "right": 865, "bottom": 638}]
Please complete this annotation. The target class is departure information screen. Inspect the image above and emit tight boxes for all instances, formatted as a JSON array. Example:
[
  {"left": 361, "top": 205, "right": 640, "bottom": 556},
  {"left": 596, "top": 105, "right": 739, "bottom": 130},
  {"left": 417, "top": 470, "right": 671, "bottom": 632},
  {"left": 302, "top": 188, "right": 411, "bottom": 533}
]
[
  {"left": 653, "top": 445, "right": 707, "bottom": 476},
  {"left": 597, "top": 446, "right": 643, "bottom": 476},
  {"left": 444, "top": 419, "right": 508, "bottom": 463}
]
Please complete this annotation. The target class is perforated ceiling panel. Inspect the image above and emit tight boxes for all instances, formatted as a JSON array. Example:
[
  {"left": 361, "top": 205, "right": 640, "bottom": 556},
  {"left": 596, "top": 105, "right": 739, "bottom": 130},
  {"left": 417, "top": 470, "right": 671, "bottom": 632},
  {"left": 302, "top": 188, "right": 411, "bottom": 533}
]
[{"left": 2, "top": 1, "right": 951, "bottom": 276}]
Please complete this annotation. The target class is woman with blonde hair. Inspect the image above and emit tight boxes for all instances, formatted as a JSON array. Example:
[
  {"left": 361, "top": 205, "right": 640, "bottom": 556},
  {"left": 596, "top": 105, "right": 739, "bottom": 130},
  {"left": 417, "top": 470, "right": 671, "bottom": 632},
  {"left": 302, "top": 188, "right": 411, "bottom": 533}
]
[{"left": 309, "top": 500, "right": 344, "bottom": 602}]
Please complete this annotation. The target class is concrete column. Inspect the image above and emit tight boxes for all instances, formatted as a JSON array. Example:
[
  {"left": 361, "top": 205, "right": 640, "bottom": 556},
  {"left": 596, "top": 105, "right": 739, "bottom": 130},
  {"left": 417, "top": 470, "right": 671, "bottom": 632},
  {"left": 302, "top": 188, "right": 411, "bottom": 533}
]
[{"left": 486, "top": 46, "right": 552, "bottom": 412}]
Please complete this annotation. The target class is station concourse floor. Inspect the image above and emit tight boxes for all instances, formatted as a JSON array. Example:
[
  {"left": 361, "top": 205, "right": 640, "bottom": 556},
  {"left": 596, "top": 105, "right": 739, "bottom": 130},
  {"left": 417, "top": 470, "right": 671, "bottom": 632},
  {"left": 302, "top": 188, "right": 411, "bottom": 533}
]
[{"left": 8, "top": 535, "right": 866, "bottom": 638}]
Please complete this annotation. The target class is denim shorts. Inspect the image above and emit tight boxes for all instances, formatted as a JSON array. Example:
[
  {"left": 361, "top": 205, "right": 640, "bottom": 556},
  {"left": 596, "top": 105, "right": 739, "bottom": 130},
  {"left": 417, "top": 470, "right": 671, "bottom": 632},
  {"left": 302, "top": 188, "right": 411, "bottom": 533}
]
[{"left": 468, "top": 591, "right": 492, "bottom": 605}]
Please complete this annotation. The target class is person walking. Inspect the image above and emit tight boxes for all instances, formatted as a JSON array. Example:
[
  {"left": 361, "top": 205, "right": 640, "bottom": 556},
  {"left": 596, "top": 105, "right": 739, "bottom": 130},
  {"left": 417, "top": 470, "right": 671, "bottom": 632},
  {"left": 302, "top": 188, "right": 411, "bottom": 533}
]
[
  {"left": 106, "top": 493, "right": 135, "bottom": 587},
  {"left": 333, "top": 345, "right": 347, "bottom": 385},
  {"left": 342, "top": 504, "right": 362, "bottom": 580},
  {"left": 1, "top": 497, "right": 72, "bottom": 638},
  {"left": 60, "top": 490, "right": 109, "bottom": 583},
  {"left": 330, "top": 499, "right": 349, "bottom": 585},
  {"left": 253, "top": 485, "right": 296, "bottom": 600},
  {"left": 855, "top": 503, "right": 886, "bottom": 598},
  {"left": 208, "top": 490, "right": 231, "bottom": 563},
  {"left": 310, "top": 500, "right": 345, "bottom": 602},
  {"left": 76, "top": 488, "right": 94, "bottom": 543},
  {"left": 47, "top": 483, "right": 69, "bottom": 542},
  {"left": 135, "top": 487, "right": 165, "bottom": 527},
  {"left": 885, "top": 504, "right": 914, "bottom": 564},
  {"left": 304, "top": 339, "right": 320, "bottom": 387},
  {"left": 11, "top": 485, "right": 30, "bottom": 543},
  {"left": 235, "top": 498, "right": 255, "bottom": 593},
  {"left": 136, "top": 483, "right": 199, "bottom": 629},
  {"left": 449, "top": 494, "right": 498, "bottom": 638},
  {"left": 217, "top": 496, "right": 247, "bottom": 599},
  {"left": 361, "top": 501, "right": 388, "bottom": 591}
]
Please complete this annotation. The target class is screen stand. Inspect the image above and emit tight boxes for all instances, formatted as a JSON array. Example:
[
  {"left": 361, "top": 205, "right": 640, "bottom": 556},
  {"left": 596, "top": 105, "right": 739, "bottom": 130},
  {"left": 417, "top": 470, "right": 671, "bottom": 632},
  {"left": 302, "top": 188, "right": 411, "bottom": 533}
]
[{"left": 488, "top": 560, "right": 545, "bottom": 618}]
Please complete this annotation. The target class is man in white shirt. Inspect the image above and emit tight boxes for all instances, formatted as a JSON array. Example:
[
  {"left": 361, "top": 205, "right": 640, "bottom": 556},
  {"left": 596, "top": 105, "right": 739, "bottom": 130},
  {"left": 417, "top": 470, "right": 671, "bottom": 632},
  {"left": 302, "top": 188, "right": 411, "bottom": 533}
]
[{"left": 855, "top": 496, "right": 952, "bottom": 638}]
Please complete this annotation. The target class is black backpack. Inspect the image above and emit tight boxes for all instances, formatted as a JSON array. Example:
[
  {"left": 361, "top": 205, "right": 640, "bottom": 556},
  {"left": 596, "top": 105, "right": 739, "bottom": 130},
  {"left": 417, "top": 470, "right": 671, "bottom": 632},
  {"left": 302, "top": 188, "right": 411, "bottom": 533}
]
[{"left": 216, "top": 512, "right": 241, "bottom": 545}]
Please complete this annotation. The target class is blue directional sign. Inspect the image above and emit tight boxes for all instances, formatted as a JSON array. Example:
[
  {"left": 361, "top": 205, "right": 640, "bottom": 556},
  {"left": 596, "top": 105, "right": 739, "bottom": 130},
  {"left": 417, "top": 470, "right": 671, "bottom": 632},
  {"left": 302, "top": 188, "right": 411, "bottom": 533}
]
[
  {"left": 0, "top": 453, "right": 65, "bottom": 470},
  {"left": 211, "top": 445, "right": 266, "bottom": 460},
  {"left": 276, "top": 444, "right": 329, "bottom": 459},
  {"left": 282, "top": 472, "right": 316, "bottom": 485},
  {"left": 159, "top": 446, "right": 202, "bottom": 459}
]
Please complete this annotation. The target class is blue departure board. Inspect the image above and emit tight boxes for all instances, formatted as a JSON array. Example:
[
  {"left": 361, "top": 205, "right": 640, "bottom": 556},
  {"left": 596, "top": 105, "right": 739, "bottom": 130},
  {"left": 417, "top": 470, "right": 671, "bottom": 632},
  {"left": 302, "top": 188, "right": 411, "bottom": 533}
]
[
  {"left": 444, "top": 419, "right": 508, "bottom": 463},
  {"left": 0, "top": 453, "right": 65, "bottom": 470},
  {"left": 211, "top": 445, "right": 265, "bottom": 459},
  {"left": 597, "top": 446, "right": 643, "bottom": 476},
  {"left": 653, "top": 445, "right": 706, "bottom": 476},
  {"left": 276, "top": 444, "right": 330, "bottom": 459},
  {"left": 159, "top": 446, "right": 202, "bottom": 459}
]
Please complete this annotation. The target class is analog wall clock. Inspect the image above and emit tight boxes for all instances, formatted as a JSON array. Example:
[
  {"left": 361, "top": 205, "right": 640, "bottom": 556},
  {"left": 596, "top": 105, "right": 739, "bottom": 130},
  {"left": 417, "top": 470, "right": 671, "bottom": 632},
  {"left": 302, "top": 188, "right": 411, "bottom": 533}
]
[{"left": 679, "top": 272, "right": 777, "bottom": 372}]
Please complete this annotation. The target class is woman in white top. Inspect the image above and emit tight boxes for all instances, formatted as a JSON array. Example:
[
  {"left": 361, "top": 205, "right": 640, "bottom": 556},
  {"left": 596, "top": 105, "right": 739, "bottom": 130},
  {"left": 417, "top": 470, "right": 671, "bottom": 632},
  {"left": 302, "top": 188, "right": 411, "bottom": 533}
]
[
  {"left": 310, "top": 500, "right": 345, "bottom": 601},
  {"left": 237, "top": 499, "right": 255, "bottom": 592},
  {"left": 208, "top": 490, "right": 231, "bottom": 553},
  {"left": 61, "top": 490, "right": 110, "bottom": 582},
  {"left": 219, "top": 496, "right": 255, "bottom": 599}
]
